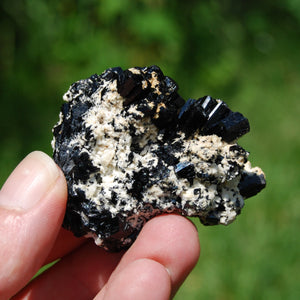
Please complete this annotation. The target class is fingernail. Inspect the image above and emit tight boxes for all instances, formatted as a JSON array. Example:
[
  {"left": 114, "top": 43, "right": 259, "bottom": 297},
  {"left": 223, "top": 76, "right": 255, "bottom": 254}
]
[{"left": 0, "top": 151, "right": 61, "bottom": 211}]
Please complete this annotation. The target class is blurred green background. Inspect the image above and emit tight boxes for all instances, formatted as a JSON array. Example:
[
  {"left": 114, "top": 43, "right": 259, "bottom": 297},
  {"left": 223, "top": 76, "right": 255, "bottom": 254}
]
[{"left": 1, "top": 0, "right": 299, "bottom": 299}]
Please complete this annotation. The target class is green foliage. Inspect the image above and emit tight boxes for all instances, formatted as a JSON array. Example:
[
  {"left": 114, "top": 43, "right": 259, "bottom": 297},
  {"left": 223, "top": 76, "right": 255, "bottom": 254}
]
[{"left": 1, "top": 1, "right": 299, "bottom": 299}]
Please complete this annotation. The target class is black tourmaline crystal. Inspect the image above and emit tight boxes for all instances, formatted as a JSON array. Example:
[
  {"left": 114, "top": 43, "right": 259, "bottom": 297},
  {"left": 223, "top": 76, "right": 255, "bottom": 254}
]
[{"left": 52, "top": 66, "right": 266, "bottom": 252}]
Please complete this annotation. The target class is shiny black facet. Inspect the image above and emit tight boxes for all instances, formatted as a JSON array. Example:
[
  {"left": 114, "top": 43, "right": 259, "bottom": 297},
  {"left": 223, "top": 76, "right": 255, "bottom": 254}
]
[
  {"left": 216, "top": 112, "right": 250, "bottom": 142},
  {"left": 238, "top": 172, "right": 266, "bottom": 198}
]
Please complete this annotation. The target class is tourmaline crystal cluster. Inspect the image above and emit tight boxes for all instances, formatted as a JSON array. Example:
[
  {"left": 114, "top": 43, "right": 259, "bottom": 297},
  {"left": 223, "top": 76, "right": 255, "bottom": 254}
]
[{"left": 52, "top": 66, "right": 266, "bottom": 251}]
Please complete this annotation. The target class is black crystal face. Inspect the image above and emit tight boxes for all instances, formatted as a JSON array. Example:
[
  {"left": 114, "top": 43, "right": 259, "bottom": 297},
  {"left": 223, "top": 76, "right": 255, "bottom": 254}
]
[
  {"left": 238, "top": 172, "right": 266, "bottom": 198},
  {"left": 52, "top": 66, "right": 266, "bottom": 252},
  {"left": 178, "top": 95, "right": 250, "bottom": 142}
]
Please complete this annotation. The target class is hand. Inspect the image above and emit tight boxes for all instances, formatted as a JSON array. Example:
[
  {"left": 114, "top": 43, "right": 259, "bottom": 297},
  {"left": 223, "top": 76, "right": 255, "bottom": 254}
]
[{"left": 0, "top": 151, "right": 200, "bottom": 300}]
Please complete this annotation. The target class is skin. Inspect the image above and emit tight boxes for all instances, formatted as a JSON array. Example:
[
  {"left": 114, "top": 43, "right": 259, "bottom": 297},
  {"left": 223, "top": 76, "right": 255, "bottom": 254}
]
[{"left": 0, "top": 151, "right": 200, "bottom": 300}]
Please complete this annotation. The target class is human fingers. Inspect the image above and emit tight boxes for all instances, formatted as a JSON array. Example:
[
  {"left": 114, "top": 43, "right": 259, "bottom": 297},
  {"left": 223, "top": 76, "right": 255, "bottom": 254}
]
[
  {"left": 14, "top": 215, "right": 199, "bottom": 299},
  {"left": 13, "top": 241, "right": 124, "bottom": 300},
  {"left": 0, "top": 151, "right": 67, "bottom": 300},
  {"left": 97, "top": 258, "right": 172, "bottom": 300},
  {"left": 43, "top": 227, "right": 87, "bottom": 265},
  {"left": 95, "top": 214, "right": 200, "bottom": 299}
]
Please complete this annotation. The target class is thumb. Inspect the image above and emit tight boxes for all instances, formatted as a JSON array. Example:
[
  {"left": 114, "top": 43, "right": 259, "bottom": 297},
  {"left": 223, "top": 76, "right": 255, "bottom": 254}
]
[{"left": 0, "top": 151, "right": 67, "bottom": 299}]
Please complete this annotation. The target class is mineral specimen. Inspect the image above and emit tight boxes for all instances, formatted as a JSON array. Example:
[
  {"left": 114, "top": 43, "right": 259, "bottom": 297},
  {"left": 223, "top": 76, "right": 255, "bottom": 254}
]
[{"left": 52, "top": 66, "right": 266, "bottom": 252}]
